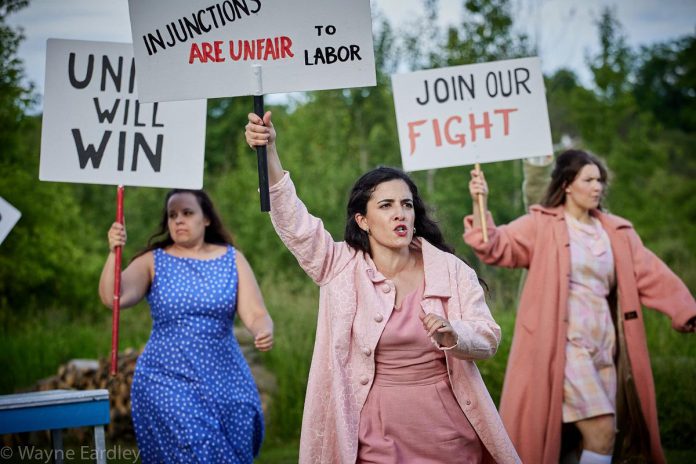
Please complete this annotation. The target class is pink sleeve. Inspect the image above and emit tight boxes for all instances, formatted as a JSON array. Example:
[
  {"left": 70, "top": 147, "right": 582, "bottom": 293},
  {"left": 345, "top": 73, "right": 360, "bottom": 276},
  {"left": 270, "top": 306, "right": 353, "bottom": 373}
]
[
  {"left": 629, "top": 229, "right": 696, "bottom": 330},
  {"left": 446, "top": 262, "right": 502, "bottom": 360},
  {"left": 269, "top": 172, "right": 355, "bottom": 286},
  {"left": 462, "top": 212, "right": 537, "bottom": 269}
]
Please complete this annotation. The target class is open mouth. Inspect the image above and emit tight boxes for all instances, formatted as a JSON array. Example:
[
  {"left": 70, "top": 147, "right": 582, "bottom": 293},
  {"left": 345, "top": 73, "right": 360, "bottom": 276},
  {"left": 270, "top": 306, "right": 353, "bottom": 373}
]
[{"left": 394, "top": 225, "right": 408, "bottom": 236}]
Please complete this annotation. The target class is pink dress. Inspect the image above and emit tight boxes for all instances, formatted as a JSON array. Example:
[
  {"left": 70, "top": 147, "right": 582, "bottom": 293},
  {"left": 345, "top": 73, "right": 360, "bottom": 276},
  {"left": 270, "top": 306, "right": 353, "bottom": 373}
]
[
  {"left": 357, "top": 280, "right": 483, "bottom": 463},
  {"left": 563, "top": 214, "right": 616, "bottom": 423}
]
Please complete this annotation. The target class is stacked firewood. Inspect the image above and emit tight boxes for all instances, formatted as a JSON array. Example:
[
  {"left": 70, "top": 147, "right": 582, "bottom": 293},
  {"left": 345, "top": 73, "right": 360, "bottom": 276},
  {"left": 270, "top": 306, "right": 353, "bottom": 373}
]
[
  {"left": 30, "top": 349, "right": 140, "bottom": 441},
  {"left": 22, "top": 328, "right": 276, "bottom": 442}
]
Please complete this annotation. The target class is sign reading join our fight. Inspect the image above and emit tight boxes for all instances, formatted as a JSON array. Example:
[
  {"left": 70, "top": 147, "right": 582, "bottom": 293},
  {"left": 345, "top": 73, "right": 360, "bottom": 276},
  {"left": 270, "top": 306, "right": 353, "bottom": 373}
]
[
  {"left": 39, "top": 39, "right": 206, "bottom": 189},
  {"left": 0, "top": 197, "right": 21, "bottom": 246},
  {"left": 392, "top": 57, "right": 553, "bottom": 172},
  {"left": 127, "top": 0, "right": 376, "bottom": 102}
]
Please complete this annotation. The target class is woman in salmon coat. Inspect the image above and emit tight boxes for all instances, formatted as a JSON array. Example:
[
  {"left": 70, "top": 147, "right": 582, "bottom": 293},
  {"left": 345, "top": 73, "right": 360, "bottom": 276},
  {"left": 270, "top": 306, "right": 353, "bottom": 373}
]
[
  {"left": 246, "top": 111, "right": 520, "bottom": 463},
  {"left": 464, "top": 149, "right": 696, "bottom": 464}
]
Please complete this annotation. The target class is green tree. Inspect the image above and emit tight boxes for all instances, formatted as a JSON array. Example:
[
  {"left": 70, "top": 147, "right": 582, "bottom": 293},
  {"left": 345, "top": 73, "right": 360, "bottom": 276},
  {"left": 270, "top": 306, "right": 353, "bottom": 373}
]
[
  {"left": 0, "top": 0, "right": 103, "bottom": 317},
  {"left": 443, "top": 0, "right": 532, "bottom": 66},
  {"left": 588, "top": 7, "right": 634, "bottom": 100},
  {"left": 633, "top": 36, "right": 696, "bottom": 132},
  {"left": 0, "top": 0, "right": 32, "bottom": 126}
]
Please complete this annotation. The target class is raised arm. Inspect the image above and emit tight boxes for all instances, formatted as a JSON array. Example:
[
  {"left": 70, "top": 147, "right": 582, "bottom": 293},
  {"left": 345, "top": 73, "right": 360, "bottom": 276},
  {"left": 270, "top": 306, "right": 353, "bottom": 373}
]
[
  {"left": 245, "top": 111, "right": 283, "bottom": 186},
  {"left": 235, "top": 250, "right": 274, "bottom": 351},
  {"left": 98, "top": 222, "right": 153, "bottom": 309},
  {"left": 463, "top": 169, "right": 536, "bottom": 269},
  {"left": 469, "top": 168, "right": 489, "bottom": 230},
  {"left": 244, "top": 112, "right": 355, "bottom": 285}
]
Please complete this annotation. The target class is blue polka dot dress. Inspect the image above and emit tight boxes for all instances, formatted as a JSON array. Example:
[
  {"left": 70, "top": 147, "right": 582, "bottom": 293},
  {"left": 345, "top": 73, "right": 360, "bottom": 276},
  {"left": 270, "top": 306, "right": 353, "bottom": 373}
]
[{"left": 131, "top": 245, "right": 264, "bottom": 463}]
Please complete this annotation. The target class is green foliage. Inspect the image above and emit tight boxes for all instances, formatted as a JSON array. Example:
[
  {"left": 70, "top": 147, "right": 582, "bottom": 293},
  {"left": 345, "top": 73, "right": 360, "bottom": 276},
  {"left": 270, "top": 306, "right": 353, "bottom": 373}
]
[
  {"left": 258, "top": 278, "right": 316, "bottom": 442},
  {"left": 444, "top": 0, "right": 533, "bottom": 65},
  {"left": 399, "top": 0, "right": 532, "bottom": 69},
  {"left": 588, "top": 7, "right": 634, "bottom": 100},
  {"left": 644, "top": 310, "right": 696, "bottom": 450},
  {"left": 0, "top": 0, "right": 33, "bottom": 126},
  {"left": 633, "top": 36, "right": 696, "bottom": 132},
  {"left": 0, "top": 2, "right": 102, "bottom": 314},
  {"left": 0, "top": 304, "right": 152, "bottom": 394},
  {"left": 1, "top": 0, "right": 695, "bottom": 456}
]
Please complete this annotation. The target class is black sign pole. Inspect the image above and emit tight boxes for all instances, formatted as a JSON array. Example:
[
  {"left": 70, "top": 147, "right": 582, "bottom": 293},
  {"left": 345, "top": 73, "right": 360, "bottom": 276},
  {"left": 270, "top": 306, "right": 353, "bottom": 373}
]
[{"left": 252, "top": 65, "right": 270, "bottom": 212}]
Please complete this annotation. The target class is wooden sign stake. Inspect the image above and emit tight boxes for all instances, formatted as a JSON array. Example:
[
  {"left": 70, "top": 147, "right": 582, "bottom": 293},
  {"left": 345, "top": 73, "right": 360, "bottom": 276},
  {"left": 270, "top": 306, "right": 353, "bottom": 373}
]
[{"left": 475, "top": 163, "right": 488, "bottom": 243}]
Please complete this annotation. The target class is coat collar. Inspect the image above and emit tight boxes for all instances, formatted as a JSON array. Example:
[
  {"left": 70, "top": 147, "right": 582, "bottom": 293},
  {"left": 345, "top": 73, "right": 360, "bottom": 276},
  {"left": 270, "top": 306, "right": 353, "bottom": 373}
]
[
  {"left": 530, "top": 204, "right": 565, "bottom": 221},
  {"left": 529, "top": 204, "right": 633, "bottom": 230},
  {"left": 364, "top": 238, "right": 451, "bottom": 298}
]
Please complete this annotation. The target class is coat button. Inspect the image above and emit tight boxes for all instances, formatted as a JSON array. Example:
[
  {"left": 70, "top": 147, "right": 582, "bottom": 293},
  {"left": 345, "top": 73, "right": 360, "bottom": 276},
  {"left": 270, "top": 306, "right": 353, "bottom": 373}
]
[
  {"left": 466, "top": 400, "right": 471, "bottom": 406},
  {"left": 374, "top": 314, "right": 384, "bottom": 323},
  {"left": 362, "top": 347, "right": 372, "bottom": 356},
  {"left": 359, "top": 375, "right": 369, "bottom": 385},
  {"left": 382, "top": 284, "right": 391, "bottom": 293}
]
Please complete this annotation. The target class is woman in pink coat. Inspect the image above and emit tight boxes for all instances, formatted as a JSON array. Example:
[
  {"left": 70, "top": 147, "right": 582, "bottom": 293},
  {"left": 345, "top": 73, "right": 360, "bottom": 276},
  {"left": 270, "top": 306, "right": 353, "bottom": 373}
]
[
  {"left": 464, "top": 149, "right": 696, "bottom": 464},
  {"left": 246, "top": 112, "right": 520, "bottom": 463}
]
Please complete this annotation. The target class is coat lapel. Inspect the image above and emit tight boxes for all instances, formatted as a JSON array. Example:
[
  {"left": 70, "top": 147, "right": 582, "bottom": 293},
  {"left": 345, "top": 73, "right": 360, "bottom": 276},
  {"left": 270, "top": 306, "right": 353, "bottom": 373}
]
[{"left": 419, "top": 239, "right": 451, "bottom": 317}]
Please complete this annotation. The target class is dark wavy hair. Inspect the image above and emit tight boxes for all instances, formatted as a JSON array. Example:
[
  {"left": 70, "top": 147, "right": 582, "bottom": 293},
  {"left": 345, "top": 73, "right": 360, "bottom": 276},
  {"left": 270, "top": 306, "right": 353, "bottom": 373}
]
[
  {"left": 344, "top": 166, "right": 454, "bottom": 255},
  {"left": 541, "top": 149, "right": 609, "bottom": 209},
  {"left": 132, "top": 189, "right": 233, "bottom": 260}
]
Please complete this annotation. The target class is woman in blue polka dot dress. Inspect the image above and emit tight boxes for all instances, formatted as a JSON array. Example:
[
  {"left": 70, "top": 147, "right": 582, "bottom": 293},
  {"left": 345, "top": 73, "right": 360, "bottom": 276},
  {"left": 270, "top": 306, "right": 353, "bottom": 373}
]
[{"left": 99, "top": 189, "right": 274, "bottom": 463}]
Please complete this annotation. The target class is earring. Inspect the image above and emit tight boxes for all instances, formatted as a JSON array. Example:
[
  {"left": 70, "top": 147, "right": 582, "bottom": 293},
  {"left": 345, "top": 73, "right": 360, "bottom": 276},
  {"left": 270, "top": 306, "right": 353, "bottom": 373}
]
[{"left": 413, "top": 227, "right": 417, "bottom": 235}]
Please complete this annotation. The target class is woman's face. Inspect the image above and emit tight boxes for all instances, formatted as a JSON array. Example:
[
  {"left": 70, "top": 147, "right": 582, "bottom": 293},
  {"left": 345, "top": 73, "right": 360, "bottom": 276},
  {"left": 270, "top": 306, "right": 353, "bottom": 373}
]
[
  {"left": 565, "top": 163, "right": 604, "bottom": 212},
  {"left": 167, "top": 193, "right": 209, "bottom": 246},
  {"left": 356, "top": 179, "right": 415, "bottom": 252}
]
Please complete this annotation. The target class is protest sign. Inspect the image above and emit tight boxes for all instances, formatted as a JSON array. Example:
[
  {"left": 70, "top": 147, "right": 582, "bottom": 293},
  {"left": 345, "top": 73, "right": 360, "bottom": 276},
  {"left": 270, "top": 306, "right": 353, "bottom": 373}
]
[
  {"left": 392, "top": 57, "right": 553, "bottom": 172},
  {"left": 39, "top": 39, "right": 206, "bottom": 189},
  {"left": 127, "top": 0, "right": 376, "bottom": 102},
  {"left": 0, "top": 197, "right": 21, "bottom": 246}
]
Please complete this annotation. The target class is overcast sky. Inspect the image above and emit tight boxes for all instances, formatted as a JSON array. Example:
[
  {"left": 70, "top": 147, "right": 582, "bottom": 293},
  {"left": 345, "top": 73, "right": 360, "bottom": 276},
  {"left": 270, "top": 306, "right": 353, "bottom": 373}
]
[{"left": 7, "top": 0, "right": 696, "bottom": 110}]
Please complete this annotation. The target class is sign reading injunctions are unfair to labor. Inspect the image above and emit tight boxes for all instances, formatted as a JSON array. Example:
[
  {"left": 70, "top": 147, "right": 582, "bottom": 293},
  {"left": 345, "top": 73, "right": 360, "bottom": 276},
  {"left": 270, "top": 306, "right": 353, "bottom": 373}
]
[
  {"left": 0, "top": 197, "right": 21, "bottom": 246},
  {"left": 39, "top": 39, "right": 207, "bottom": 189},
  {"left": 391, "top": 57, "right": 553, "bottom": 172},
  {"left": 127, "top": 0, "right": 376, "bottom": 102}
]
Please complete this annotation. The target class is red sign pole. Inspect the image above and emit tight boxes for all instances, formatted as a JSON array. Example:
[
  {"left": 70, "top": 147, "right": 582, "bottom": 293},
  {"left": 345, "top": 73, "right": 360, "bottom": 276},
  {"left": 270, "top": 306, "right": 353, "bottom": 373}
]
[{"left": 110, "top": 185, "right": 125, "bottom": 376}]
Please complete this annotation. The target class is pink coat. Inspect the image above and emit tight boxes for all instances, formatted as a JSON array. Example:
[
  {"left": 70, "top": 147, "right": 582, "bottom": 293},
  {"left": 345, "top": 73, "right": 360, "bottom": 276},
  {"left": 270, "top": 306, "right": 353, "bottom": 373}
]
[
  {"left": 270, "top": 172, "right": 520, "bottom": 464},
  {"left": 464, "top": 205, "right": 696, "bottom": 464}
]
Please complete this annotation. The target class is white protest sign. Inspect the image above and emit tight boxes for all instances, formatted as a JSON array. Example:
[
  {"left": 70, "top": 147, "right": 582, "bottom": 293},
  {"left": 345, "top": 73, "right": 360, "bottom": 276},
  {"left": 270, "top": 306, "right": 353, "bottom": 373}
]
[
  {"left": 127, "top": 0, "right": 376, "bottom": 102},
  {"left": 392, "top": 57, "right": 553, "bottom": 172},
  {"left": 0, "top": 197, "right": 21, "bottom": 246},
  {"left": 40, "top": 39, "right": 207, "bottom": 189}
]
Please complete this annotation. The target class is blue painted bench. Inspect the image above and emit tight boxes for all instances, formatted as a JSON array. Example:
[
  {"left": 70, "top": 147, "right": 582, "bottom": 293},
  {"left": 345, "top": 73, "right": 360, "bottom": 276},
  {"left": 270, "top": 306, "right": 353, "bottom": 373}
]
[{"left": 0, "top": 389, "right": 110, "bottom": 464}]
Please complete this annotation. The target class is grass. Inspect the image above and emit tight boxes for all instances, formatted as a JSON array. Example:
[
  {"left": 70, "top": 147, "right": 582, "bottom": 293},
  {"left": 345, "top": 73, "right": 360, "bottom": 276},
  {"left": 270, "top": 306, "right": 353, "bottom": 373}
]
[
  {"left": 254, "top": 440, "right": 299, "bottom": 464},
  {"left": 0, "top": 304, "right": 152, "bottom": 394},
  {"left": 1, "top": 281, "right": 694, "bottom": 461},
  {"left": 256, "top": 278, "right": 317, "bottom": 443}
]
